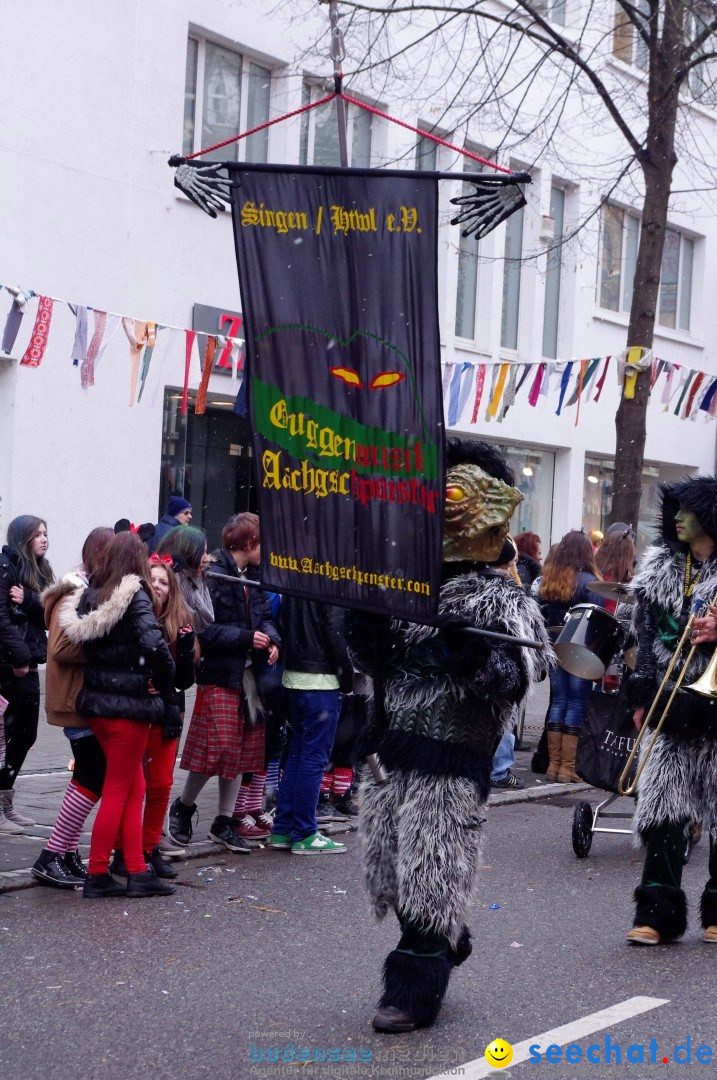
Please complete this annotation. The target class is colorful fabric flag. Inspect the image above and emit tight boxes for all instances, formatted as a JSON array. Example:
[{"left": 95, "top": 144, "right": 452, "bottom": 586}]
[
  {"left": 123, "top": 318, "right": 147, "bottom": 406},
  {"left": 593, "top": 357, "right": 611, "bottom": 402},
  {"left": 446, "top": 362, "right": 465, "bottom": 426},
  {"left": 527, "top": 363, "right": 544, "bottom": 407},
  {"left": 2, "top": 296, "right": 29, "bottom": 355},
  {"left": 471, "top": 364, "right": 486, "bottom": 422},
  {"left": 684, "top": 372, "right": 705, "bottom": 418},
  {"left": 195, "top": 336, "right": 217, "bottom": 415},
  {"left": 555, "top": 361, "right": 574, "bottom": 415},
  {"left": 20, "top": 296, "right": 53, "bottom": 368},
  {"left": 71, "top": 305, "right": 88, "bottom": 368},
  {"left": 487, "top": 363, "right": 510, "bottom": 420},
  {"left": 456, "top": 362, "right": 475, "bottom": 422},
  {"left": 699, "top": 377, "right": 717, "bottom": 414},
  {"left": 181, "top": 330, "right": 197, "bottom": 415}
]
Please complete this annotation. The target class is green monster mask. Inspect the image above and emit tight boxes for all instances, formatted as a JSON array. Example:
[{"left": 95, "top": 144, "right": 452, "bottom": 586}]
[
  {"left": 674, "top": 508, "right": 709, "bottom": 546},
  {"left": 443, "top": 464, "right": 524, "bottom": 563}
]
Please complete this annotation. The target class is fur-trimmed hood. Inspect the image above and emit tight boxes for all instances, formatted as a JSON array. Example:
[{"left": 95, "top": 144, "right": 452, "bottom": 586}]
[
  {"left": 658, "top": 476, "right": 717, "bottom": 551},
  {"left": 56, "top": 575, "right": 142, "bottom": 644},
  {"left": 41, "top": 579, "right": 82, "bottom": 626}
]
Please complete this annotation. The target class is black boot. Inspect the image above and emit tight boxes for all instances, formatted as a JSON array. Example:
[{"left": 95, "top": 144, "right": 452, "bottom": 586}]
[
  {"left": 630, "top": 884, "right": 687, "bottom": 943},
  {"left": 168, "top": 797, "right": 197, "bottom": 846},
  {"left": 126, "top": 870, "right": 176, "bottom": 898},
  {"left": 31, "top": 849, "right": 85, "bottom": 890},
  {"left": 63, "top": 850, "right": 89, "bottom": 881},
  {"left": 373, "top": 949, "right": 452, "bottom": 1032},
  {"left": 146, "top": 846, "right": 179, "bottom": 879},
  {"left": 700, "top": 888, "right": 717, "bottom": 931},
  {"left": 109, "top": 849, "right": 129, "bottom": 877},
  {"left": 83, "top": 873, "right": 127, "bottom": 899}
]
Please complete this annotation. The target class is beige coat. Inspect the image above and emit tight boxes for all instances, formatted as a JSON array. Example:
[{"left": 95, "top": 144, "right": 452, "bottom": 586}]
[{"left": 42, "top": 580, "right": 87, "bottom": 727}]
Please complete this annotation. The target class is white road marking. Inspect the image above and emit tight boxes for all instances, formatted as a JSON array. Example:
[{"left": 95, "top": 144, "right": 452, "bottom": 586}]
[{"left": 427, "top": 995, "right": 670, "bottom": 1079}]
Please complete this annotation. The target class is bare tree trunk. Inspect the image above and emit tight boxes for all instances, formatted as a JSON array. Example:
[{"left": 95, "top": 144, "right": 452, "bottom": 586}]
[{"left": 611, "top": 1, "right": 682, "bottom": 528}]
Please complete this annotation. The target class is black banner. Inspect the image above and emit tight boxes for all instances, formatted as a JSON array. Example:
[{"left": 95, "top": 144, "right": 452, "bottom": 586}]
[{"left": 230, "top": 166, "right": 444, "bottom": 620}]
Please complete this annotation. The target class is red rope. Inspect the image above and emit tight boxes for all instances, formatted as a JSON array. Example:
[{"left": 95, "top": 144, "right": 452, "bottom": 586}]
[
  {"left": 185, "top": 92, "right": 336, "bottom": 160},
  {"left": 185, "top": 86, "right": 510, "bottom": 175},
  {"left": 339, "top": 92, "right": 511, "bottom": 174}
]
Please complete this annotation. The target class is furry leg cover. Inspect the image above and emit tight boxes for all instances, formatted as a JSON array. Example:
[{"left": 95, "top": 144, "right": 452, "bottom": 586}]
[
  {"left": 633, "top": 885, "right": 687, "bottom": 940},
  {"left": 360, "top": 770, "right": 486, "bottom": 947},
  {"left": 379, "top": 950, "right": 452, "bottom": 1028},
  {"left": 447, "top": 926, "right": 472, "bottom": 967},
  {"left": 700, "top": 889, "right": 717, "bottom": 929},
  {"left": 633, "top": 735, "right": 717, "bottom": 839}
]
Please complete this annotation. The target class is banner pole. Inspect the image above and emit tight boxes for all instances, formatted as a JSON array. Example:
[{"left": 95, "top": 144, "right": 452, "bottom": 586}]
[{"left": 326, "top": 0, "right": 349, "bottom": 167}]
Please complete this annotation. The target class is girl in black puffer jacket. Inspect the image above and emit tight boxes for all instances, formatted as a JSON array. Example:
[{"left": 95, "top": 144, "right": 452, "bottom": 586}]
[
  {"left": 0, "top": 515, "right": 54, "bottom": 833},
  {"left": 59, "top": 532, "right": 176, "bottom": 899}
]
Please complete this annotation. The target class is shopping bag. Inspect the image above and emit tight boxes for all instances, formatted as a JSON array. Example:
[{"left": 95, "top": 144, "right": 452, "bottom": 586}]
[{"left": 575, "top": 688, "right": 638, "bottom": 794}]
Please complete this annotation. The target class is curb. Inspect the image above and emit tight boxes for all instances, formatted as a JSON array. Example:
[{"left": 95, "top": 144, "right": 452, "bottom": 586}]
[{"left": 488, "top": 781, "right": 593, "bottom": 807}]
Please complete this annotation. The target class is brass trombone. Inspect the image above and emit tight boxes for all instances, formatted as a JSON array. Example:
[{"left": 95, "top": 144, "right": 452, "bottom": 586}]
[{"left": 618, "top": 597, "right": 717, "bottom": 797}]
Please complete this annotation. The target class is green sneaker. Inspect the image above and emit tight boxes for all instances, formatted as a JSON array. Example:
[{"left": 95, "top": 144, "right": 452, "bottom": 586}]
[
  {"left": 291, "top": 832, "right": 346, "bottom": 855},
  {"left": 268, "top": 832, "right": 292, "bottom": 850}
]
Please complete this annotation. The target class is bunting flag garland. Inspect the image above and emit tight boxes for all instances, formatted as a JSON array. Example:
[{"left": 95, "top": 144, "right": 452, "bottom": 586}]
[
  {"left": 20, "top": 295, "right": 54, "bottom": 367},
  {"left": 2, "top": 283, "right": 715, "bottom": 427}
]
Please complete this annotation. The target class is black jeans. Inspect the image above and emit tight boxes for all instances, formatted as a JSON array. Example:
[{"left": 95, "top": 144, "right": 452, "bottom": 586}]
[{"left": 0, "top": 669, "right": 40, "bottom": 790}]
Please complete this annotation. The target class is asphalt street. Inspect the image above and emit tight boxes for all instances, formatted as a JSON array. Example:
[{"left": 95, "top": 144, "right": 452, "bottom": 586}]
[{"left": 3, "top": 788, "right": 717, "bottom": 1080}]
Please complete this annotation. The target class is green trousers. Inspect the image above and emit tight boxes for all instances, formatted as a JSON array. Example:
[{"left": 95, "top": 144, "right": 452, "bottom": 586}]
[{"left": 641, "top": 820, "right": 717, "bottom": 892}]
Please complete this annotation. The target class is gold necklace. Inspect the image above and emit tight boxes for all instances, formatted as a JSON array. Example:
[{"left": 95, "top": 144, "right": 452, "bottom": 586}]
[{"left": 685, "top": 552, "right": 702, "bottom": 597}]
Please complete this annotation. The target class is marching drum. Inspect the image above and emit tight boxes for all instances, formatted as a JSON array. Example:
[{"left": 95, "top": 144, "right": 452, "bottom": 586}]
[{"left": 554, "top": 603, "right": 625, "bottom": 680}]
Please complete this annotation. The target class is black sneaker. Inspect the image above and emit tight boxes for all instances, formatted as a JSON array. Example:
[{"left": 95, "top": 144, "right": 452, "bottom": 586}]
[
  {"left": 62, "top": 850, "right": 89, "bottom": 881},
  {"left": 333, "top": 792, "right": 359, "bottom": 817},
  {"left": 491, "top": 770, "right": 525, "bottom": 790},
  {"left": 146, "top": 847, "right": 179, "bottom": 879},
  {"left": 83, "top": 873, "right": 127, "bottom": 899},
  {"left": 31, "top": 849, "right": 85, "bottom": 890},
  {"left": 109, "top": 849, "right": 129, "bottom": 877},
  {"left": 168, "top": 797, "right": 198, "bottom": 846},
  {"left": 208, "top": 815, "right": 251, "bottom": 853},
  {"left": 126, "top": 870, "right": 176, "bottom": 898},
  {"left": 316, "top": 792, "right": 348, "bottom": 824}
]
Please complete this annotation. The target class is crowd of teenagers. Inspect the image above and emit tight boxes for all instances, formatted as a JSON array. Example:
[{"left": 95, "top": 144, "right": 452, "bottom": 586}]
[
  {"left": 0, "top": 503, "right": 361, "bottom": 899},
  {"left": 0, "top": 497, "right": 637, "bottom": 897}
]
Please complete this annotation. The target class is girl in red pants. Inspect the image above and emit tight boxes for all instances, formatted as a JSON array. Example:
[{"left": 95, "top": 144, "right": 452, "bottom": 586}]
[
  {"left": 141, "top": 555, "right": 196, "bottom": 876},
  {"left": 62, "top": 533, "right": 177, "bottom": 899}
]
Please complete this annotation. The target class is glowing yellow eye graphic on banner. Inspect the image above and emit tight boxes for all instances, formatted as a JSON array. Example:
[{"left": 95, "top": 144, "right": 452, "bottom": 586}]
[
  {"left": 446, "top": 486, "right": 464, "bottom": 502},
  {"left": 369, "top": 372, "right": 406, "bottom": 389},
  {"left": 330, "top": 367, "right": 364, "bottom": 387}
]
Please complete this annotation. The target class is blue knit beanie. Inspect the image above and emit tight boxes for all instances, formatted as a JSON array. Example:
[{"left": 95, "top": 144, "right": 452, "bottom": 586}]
[{"left": 167, "top": 495, "right": 192, "bottom": 517}]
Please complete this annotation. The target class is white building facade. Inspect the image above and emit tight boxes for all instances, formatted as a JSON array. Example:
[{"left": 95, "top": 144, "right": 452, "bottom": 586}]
[{"left": 1, "top": 1, "right": 716, "bottom": 574}]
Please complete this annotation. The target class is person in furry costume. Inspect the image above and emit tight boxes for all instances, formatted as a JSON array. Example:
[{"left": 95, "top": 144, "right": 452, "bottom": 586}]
[
  {"left": 359, "top": 439, "right": 552, "bottom": 1033},
  {"left": 625, "top": 476, "right": 717, "bottom": 945}
]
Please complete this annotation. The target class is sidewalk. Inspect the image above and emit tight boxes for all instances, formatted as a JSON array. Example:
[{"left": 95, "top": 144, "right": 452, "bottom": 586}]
[{"left": 1, "top": 680, "right": 590, "bottom": 891}]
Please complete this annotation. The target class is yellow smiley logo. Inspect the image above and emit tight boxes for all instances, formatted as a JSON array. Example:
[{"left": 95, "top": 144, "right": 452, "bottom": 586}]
[{"left": 484, "top": 1039, "right": 514, "bottom": 1068}]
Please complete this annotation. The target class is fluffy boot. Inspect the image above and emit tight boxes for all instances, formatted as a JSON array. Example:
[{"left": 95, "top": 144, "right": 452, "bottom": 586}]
[
  {"left": 0, "top": 804, "right": 24, "bottom": 835},
  {"left": 1, "top": 789, "right": 36, "bottom": 826},
  {"left": 545, "top": 725, "right": 563, "bottom": 782},
  {"left": 557, "top": 731, "right": 581, "bottom": 783},
  {"left": 377, "top": 949, "right": 452, "bottom": 1029},
  {"left": 632, "top": 884, "right": 687, "bottom": 942}
]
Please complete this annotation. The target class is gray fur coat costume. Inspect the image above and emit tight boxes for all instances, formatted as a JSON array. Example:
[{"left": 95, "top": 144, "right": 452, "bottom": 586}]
[
  {"left": 628, "top": 477, "right": 717, "bottom": 837},
  {"left": 360, "top": 568, "right": 552, "bottom": 946}
]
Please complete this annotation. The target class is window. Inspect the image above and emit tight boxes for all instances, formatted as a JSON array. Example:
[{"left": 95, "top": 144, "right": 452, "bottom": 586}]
[
  {"left": 687, "top": 5, "right": 714, "bottom": 99},
  {"left": 599, "top": 204, "right": 694, "bottom": 330},
  {"left": 583, "top": 458, "right": 687, "bottom": 554},
  {"left": 299, "top": 83, "right": 372, "bottom": 167},
  {"left": 501, "top": 201, "right": 524, "bottom": 350},
  {"left": 613, "top": 0, "right": 649, "bottom": 70},
  {"left": 542, "top": 187, "right": 566, "bottom": 358},
  {"left": 454, "top": 147, "right": 493, "bottom": 340},
  {"left": 532, "top": 0, "right": 567, "bottom": 26},
  {"left": 415, "top": 129, "right": 439, "bottom": 171},
  {"left": 183, "top": 36, "right": 271, "bottom": 163}
]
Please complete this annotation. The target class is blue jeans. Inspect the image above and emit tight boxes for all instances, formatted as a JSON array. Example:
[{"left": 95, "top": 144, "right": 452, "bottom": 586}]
[
  {"left": 491, "top": 732, "right": 515, "bottom": 783},
  {"left": 273, "top": 689, "right": 342, "bottom": 843},
  {"left": 547, "top": 666, "right": 590, "bottom": 730}
]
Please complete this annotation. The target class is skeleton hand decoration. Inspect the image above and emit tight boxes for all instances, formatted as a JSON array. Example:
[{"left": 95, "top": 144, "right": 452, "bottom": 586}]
[
  {"left": 450, "top": 179, "right": 527, "bottom": 240},
  {"left": 174, "top": 163, "right": 232, "bottom": 218}
]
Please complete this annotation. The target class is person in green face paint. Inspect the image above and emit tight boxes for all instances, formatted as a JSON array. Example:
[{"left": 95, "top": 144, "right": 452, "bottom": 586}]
[{"left": 624, "top": 477, "right": 717, "bottom": 946}]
